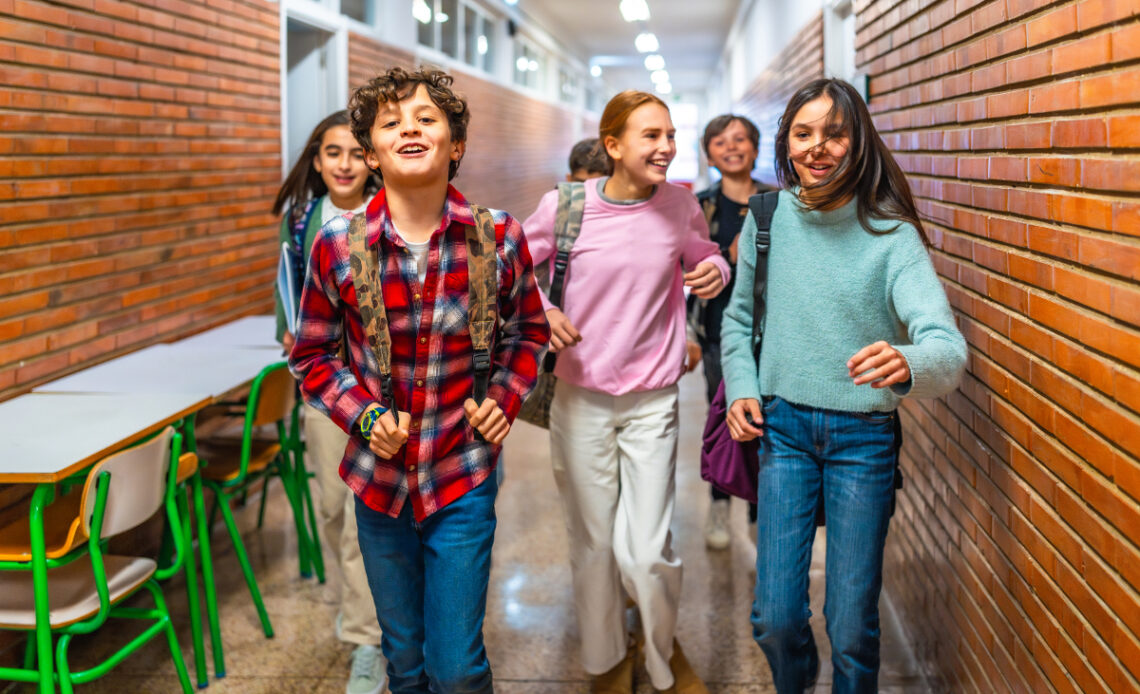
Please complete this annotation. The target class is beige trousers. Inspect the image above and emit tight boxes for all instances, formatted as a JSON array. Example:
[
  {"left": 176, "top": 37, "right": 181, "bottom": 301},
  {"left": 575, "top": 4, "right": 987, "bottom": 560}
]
[
  {"left": 303, "top": 401, "right": 382, "bottom": 645},
  {"left": 550, "top": 381, "right": 683, "bottom": 690}
]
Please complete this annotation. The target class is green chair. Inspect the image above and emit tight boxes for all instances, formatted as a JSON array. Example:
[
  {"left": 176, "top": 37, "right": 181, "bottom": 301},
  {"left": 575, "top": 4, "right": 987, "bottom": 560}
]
[
  {"left": 0, "top": 427, "right": 194, "bottom": 693},
  {"left": 193, "top": 361, "right": 321, "bottom": 672}
]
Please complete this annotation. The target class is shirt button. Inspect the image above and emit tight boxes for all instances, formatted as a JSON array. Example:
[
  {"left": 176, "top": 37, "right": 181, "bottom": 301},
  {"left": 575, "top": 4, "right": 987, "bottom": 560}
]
[
  {"left": 416, "top": 379, "right": 424, "bottom": 387},
  {"left": 420, "top": 337, "right": 427, "bottom": 344},
  {"left": 409, "top": 464, "right": 416, "bottom": 472},
  {"left": 413, "top": 293, "right": 421, "bottom": 301}
]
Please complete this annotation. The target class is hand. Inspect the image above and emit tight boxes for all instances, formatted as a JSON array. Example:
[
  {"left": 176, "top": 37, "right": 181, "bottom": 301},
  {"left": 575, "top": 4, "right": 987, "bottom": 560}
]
[
  {"left": 684, "top": 340, "right": 702, "bottom": 373},
  {"left": 545, "top": 308, "right": 582, "bottom": 353},
  {"left": 726, "top": 398, "right": 764, "bottom": 442},
  {"left": 847, "top": 341, "right": 910, "bottom": 389},
  {"left": 364, "top": 406, "right": 411, "bottom": 459},
  {"left": 464, "top": 398, "right": 510, "bottom": 445},
  {"left": 282, "top": 331, "right": 295, "bottom": 355},
  {"left": 683, "top": 261, "right": 724, "bottom": 299},
  {"left": 728, "top": 233, "right": 740, "bottom": 265}
]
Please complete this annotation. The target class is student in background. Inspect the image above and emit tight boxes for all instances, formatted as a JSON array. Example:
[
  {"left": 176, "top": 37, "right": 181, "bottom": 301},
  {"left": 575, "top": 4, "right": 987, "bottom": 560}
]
[
  {"left": 524, "top": 90, "right": 729, "bottom": 694},
  {"left": 721, "top": 78, "right": 966, "bottom": 694},
  {"left": 691, "top": 114, "right": 774, "bottom": 550},
  {"left": 290, "top": 67, "right": 549, "bottom": 694},
  {"left": 566, "top": 137, "right": 611, "bottom": 182},
  {"left": 271, "top": 110, "right": 386, "bottom": 694}
]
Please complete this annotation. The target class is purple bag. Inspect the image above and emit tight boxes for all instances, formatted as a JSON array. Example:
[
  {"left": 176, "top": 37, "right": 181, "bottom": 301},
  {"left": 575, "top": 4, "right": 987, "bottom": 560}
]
[{"left": 700, "top": 380, "right": 759, "bottom": 504}]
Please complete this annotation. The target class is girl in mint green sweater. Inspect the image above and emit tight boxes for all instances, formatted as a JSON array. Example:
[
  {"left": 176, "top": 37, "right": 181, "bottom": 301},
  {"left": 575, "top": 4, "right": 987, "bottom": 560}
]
[{"left": 720, "top": 79, "right": 965, "bottom": 694}]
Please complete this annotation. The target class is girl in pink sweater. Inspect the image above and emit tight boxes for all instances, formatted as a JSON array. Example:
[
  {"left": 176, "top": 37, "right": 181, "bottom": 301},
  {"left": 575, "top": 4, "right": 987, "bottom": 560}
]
[{"left": 523, "top": 91, "right": 730, "bottom": 694}]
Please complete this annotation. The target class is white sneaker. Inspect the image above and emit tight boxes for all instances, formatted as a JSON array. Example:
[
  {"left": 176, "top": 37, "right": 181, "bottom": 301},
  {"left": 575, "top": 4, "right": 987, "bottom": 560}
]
[
  {"left": 705, "top": 499, "right": 731, "bottom": 550},
  {"left": 347, "top": 644, "right": 388, "bottom": 694}
]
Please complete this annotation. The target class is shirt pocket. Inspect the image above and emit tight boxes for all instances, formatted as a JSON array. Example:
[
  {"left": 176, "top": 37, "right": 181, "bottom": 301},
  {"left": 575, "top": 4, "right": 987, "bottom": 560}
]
[{"left": 436, "top": 272, "right": 471, "bottom": 337}]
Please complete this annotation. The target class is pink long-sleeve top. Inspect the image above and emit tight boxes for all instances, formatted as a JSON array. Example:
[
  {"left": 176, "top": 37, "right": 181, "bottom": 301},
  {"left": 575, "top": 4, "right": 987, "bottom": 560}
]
[{"left": 522, "top": 179, "right": 730, "bottom": 396}]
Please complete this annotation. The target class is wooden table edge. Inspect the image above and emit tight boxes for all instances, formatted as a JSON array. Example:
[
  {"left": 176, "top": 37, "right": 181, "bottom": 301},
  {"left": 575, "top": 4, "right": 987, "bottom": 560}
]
[{"left": 0, "top": 396, "right": 213, "bottom": 485}]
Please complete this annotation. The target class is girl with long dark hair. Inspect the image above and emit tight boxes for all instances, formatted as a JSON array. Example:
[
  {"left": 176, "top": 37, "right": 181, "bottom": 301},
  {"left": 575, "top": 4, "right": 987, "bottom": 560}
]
[{"left": 721, "top": 78, "right": 966, "bottom": 693}]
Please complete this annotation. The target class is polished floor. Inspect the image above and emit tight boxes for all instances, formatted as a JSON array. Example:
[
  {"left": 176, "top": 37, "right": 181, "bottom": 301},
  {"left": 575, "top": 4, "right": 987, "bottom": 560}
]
[{"left": 16, "top": 371, "right": 929, "bottom": 693}]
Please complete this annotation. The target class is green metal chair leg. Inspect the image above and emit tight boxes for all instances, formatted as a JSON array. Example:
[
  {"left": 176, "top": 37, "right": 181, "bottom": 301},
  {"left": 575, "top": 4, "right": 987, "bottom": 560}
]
[
  {"left": 213, "top": 486, "right": 274, "bottom": 638},
  {"left": 191, "top": 473, "right": 225, "bottom": 678},
  {"left": 143, "top": 580, "right": 194, "bottom": 694},
  {"left": 256, "top": 477, "right": 270, "bottom": 530},
  {"left": 56, "top": 632, "right": 75, "bottom": 694},
  {"left": 177, "top": 484, "right": 207, "bottom": 688},
  {"left": 277, "top": 459, "right": 314, "bottom": 580},
  {"left": 30, "top": 484, "right": 56, "bottom": 694},
  {"left": 22, "top": 632, "right": 35, "bottom": 670},
  {"left": 296, "top": 452, "right": 325, "bottom": 583}
]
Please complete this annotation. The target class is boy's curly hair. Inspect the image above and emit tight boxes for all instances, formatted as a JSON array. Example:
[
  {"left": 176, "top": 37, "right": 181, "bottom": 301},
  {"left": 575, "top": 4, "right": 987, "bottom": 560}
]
[{"left": 349, "top": 66, "right": 470, "bottom": 180}]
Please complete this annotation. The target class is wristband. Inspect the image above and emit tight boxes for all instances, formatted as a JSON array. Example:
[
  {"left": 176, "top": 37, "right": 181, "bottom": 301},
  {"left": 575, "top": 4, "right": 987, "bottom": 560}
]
[{"left": 360, "top": 408, "right": 382, "bottom": 440}]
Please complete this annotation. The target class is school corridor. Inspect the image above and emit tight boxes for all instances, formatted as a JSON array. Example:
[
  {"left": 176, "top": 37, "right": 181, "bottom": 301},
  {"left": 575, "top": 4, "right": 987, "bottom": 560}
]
[{"left": 1, "top": 0, "right": 1139, "bottom": 693}]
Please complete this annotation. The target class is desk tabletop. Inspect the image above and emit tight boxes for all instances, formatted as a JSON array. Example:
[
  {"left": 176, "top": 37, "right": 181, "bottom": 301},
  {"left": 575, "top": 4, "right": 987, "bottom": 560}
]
[
  {"left": 172, "top": 315, "right": 280, "bottom": 350},
  {"left": 34, "top": 345, "right": 284, "bottom": 398},
  {"left": 0, "top": 392, "right": 209, "bottom": 483}
]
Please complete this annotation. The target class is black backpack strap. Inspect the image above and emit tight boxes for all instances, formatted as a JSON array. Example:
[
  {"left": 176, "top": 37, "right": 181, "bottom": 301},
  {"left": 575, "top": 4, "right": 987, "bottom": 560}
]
[{"left": 747, "top": 190, "right": 780, "bottom": 361}]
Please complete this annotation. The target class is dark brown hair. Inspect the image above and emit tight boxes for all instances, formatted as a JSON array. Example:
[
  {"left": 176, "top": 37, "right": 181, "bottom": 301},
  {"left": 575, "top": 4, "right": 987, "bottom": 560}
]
[
  {"left": 775, "top": 78, "right": 928, "bottom": 245},
  {"left": 272, "top": 110, "right": 381, "bottom": 219},
  {"left": 348, "top": 66, "right": 470, "bottom": 180},
  {"left": 568, "top": 137, "right": 611, "bottom": 176},
  {"left": 701, "top": 114, "right": 760, "bottom": 159}
]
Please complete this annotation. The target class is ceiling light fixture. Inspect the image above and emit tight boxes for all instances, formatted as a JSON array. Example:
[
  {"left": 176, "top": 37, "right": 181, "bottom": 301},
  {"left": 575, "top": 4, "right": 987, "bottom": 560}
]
[
  {"left": 655, "top": 82, "right": 672, "bottom": 94},
  {"left": 644, "top": 53, "right": 665, "bottom": 71},
  {"left": 590, "top": 65, "right": 602, "bottom": 77},
  {"left": 634, "top": 32, "right": 658, "bottom": 53},
  {"left": 650, "top": 69, "right": 669, "bottom": 84},
  {"left": 619, "top": 0, "right": 650, "bottom": 23}
]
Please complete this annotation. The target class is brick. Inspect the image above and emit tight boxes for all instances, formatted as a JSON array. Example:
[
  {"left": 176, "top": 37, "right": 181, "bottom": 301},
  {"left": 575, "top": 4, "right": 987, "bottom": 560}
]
[
  {"left": 1077, "top": 0, "right": 1140, "bottom": 31},
  {"left": 1079, "top": 235, "right": 1140, "bottom": 280},
  {"left": 1028, "top": 157, "right": 1082, "bottom": 187},
  {"left": 1081, "top": 68, "right": 1140, "bottom": 109},
  {"left": 1005, "top": 50, "right": 1052, "bottom": 84},
  {"left": 1005, "top": 122, "right": 1052, "bottom": 149},
  {"left": 1027, "top": 5, "right": 1079, "bottom": 46},
  {"left": 986, "top": 90, "right": 1029, "bottom": 118},
  {"left": 1029, "top": 80, "right": 1080, "bottom": 114},
  {"left": 1052, "top": 118, "right": 1108, "bottom": 149}
]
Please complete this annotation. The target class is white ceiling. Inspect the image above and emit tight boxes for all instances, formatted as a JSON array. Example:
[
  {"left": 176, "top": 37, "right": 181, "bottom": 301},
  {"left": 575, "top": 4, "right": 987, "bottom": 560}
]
[{"left": 518, "top": 0, "right": 743, "bottom": 98}]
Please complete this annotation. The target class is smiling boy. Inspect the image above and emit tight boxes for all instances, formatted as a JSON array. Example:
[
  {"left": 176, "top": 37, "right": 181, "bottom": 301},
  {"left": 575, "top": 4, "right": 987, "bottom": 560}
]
[{"left": 289, "top": 67, "right": 550, "bottom": 694}]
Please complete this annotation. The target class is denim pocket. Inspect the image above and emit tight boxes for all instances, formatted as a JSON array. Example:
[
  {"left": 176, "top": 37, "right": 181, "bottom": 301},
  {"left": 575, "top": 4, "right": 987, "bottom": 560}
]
[{"left": 762, "top": 396, "right": 781, "bottom": 414}]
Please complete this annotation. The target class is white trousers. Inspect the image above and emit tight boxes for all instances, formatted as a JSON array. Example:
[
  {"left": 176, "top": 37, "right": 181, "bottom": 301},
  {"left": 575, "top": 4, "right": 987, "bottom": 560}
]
[
  {"left": 304, "top": 402, "right": 382, "bottom": 645},
  {"left": 550, "top": 381, "right": 682, "bottom": 690}
]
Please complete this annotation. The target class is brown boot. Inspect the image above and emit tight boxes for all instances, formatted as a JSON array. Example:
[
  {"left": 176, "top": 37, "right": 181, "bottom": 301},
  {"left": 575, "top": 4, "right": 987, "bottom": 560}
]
[
  {"left": 591, "top": 646, "right": 635, "bottom": 694},
  {"left": 655, "top": 640, "right": 709, "bottom": 694}
]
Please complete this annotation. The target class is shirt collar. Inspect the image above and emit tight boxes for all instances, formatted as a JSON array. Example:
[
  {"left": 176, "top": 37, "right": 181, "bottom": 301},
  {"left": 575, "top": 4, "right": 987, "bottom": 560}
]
[{"left": 364, "top": 184, "right": 472, "bottom": 248}]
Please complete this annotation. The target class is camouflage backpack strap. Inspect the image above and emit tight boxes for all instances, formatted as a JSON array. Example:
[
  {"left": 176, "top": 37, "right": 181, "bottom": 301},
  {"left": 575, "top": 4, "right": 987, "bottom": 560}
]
[
  {"left": 466, "top": 204, "right": 499, "bottom": 404},
  {"left": 347, "top": 214, "right": 398, "bottom": 419},
  {"left": 547, "top": 181, "right": 585, "bottom": 308}
]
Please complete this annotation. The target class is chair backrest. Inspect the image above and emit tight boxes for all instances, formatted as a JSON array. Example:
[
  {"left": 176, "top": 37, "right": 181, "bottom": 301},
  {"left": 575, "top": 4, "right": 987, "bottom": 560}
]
[
  {"left": 249, "top": 362, "right": 294, "bottom": 428},
  {"left": 80, "top": 427, "right": 174, "bottom": 540}
]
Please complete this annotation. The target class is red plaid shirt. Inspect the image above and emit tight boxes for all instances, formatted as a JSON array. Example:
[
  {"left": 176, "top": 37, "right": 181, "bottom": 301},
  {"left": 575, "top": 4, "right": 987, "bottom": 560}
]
[{"left": 289, "top": 186, "right": 550, "bottom": 520}]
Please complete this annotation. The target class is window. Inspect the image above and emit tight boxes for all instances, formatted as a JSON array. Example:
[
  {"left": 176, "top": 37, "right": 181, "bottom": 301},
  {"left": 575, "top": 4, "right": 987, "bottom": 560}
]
[
  {"left": 464, "top": 5, "right": 496, "bottom": 73},
  {"left": 513, "top": 39, "right": 544, "bottom": 91},
  {"left": 558, "top": 65, "right": 580, "bottom": 104},
  {"left": 824, "top": 0, "right": 862, "bottom": 98},
  {"left": 417, "top": 0, "right": 498, "bottom": 73},
  {"left": 340, "top": 0, "right": 373, "bottom": 25}
]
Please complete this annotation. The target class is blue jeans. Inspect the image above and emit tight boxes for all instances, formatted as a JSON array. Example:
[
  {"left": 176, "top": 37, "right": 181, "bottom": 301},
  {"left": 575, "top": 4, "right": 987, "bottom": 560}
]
[
  {"left": 354, "top": 473, "right": 499, "bottom": 694},
  {"left": 751, "top": 396, "right": 897, "bottom": 694}
]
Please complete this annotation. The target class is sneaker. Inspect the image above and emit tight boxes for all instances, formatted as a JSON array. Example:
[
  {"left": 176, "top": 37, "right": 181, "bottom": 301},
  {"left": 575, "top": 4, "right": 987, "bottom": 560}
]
[
  {"left": 347, "top": 644, "right": 388, "bottom": 694},
  {"left": 704, "top": 499, "right": 730, "bottom": 550}
]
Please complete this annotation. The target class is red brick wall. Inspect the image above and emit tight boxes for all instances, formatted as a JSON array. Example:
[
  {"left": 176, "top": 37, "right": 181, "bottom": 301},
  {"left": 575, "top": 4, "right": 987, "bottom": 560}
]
[
  {"left": 0, "top": 0, "right": 281, "bottom": 399},
  {"left": 734, "top": 13, "right": 824, "bottom": 184},
  {"left": 859, "top": 1, "right": 1140, "bottom": 692},
  {"left": 348, "top": 32, "right": 596, "bottom": 222}
]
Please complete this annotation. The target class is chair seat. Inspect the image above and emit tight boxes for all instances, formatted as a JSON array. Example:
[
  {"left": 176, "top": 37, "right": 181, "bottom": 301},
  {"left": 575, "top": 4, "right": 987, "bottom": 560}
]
[
  {"left": 175, "top": 452, "right": 199, "bottom": 485},
  {"left": 197, "top": 439, "right": 281, "bottom": 482},
  {"left": 0, "top": 491, "right": 84, "bottom": 562},
  {"left": 0, "top": 554, "right": 156, "bottom": 629}
]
